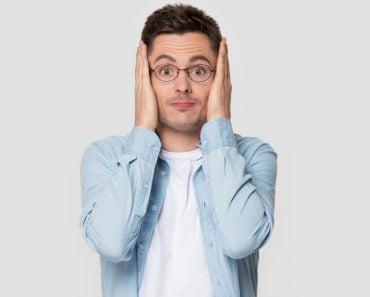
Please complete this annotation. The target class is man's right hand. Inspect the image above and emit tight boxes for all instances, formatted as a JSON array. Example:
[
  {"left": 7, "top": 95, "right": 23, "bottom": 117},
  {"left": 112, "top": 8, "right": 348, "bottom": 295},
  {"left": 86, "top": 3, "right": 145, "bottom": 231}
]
[{"left": 134, "top": 40, "right": 158, "bottom": 131}]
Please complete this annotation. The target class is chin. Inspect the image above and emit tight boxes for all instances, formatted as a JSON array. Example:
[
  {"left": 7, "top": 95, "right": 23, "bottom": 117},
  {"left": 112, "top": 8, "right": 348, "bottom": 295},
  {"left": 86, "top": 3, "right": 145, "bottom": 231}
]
[{"left": 159, "top": 117, "right": 205, "bottom": 133}]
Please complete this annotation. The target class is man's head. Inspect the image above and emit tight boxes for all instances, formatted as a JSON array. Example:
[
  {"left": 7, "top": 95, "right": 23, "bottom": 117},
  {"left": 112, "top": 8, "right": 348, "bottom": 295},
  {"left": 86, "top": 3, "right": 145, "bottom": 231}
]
[{"left": 140, "top": 4, "right": 222, "bottom": 133}]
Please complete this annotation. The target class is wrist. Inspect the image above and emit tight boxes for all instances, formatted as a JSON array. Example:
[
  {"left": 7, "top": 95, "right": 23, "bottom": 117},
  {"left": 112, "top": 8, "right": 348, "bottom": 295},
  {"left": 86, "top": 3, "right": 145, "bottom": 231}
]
[
  {"left": 134, "top": 121, "right": 156, "bottom": 131},
  {"left": 207, "top": 112, "right": 230, "bottom": 122}
]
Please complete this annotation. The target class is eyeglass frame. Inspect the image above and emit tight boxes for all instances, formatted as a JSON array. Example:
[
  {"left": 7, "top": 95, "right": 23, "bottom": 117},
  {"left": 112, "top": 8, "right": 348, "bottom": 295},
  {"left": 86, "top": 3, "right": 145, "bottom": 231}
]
[{"left": 149, "top": 63, "right": 216, "bottom": 82}]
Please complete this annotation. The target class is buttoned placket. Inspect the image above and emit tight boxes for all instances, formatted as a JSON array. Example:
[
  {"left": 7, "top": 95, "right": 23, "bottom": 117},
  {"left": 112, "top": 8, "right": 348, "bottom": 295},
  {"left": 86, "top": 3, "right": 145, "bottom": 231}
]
[
  {"left": 192, "top": 165, "right": 234, "bottom": 297},
  {"left": 136, "top": 161, "right": 170, "bottom": 289}
]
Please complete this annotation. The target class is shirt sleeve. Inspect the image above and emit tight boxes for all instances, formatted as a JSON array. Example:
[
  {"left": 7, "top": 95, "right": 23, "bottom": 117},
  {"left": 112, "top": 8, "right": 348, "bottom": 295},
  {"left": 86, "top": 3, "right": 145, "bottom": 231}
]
[
  {"left": 200, "top": 118, "right": 278, "bottom": 259},
  {"left": 79, "top": 127, "right": 161, "bottom": 263}
]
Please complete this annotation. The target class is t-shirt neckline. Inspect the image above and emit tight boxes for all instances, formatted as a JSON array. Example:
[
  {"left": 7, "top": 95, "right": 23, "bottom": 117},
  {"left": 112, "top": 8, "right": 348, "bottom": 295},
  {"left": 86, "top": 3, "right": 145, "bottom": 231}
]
[{"left": 159, "top": 147, "right": 202, "bottom": 161}]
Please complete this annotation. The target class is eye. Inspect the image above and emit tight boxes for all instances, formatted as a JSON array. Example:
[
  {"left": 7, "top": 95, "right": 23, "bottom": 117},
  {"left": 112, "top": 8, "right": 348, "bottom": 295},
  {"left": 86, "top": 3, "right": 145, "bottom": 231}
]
[
  {"left": 190, "top": 65, "right": 209, "bottom": 76},
  {"left": 158, "top": 65, "right": 176, "bottom": 76}
]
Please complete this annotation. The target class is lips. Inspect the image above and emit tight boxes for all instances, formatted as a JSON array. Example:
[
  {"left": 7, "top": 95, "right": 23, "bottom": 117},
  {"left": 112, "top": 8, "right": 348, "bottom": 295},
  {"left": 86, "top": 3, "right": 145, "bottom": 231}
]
[{"left": 171, "top": 102, "right": 195, "bottom": 109}]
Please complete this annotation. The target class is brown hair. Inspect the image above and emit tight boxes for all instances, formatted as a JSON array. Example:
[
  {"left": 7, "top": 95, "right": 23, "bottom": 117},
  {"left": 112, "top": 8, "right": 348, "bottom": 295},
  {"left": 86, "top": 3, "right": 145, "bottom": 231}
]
[{"left": 141, "top": 4, "right": 222, "bottom": 55}]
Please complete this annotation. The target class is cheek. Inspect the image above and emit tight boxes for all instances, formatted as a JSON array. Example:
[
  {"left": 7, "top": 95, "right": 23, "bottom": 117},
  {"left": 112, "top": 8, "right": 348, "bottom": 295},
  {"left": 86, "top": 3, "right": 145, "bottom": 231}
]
[
  {"left": 198, "top": 83, "right": 212, "bottom": 103},
  {"left": 151, "top": 79, "right": 170, "bottom": 108},
  {"left": 151, "top": 78, "right": 163, "bottom": 99}
]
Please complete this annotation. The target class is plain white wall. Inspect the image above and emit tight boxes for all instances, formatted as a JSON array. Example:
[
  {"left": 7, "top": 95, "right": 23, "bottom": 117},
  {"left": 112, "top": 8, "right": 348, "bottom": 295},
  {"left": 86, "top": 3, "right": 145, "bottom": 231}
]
[{"left": 1, "top": 0, "right": 369, "bottom": 296}]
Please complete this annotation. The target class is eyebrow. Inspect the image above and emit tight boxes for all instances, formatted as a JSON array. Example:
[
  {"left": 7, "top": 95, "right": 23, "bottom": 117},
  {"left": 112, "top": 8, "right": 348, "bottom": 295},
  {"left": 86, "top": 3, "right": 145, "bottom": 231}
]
[{"left": 154, "top": 54, "right": 212, "bottom": 66}]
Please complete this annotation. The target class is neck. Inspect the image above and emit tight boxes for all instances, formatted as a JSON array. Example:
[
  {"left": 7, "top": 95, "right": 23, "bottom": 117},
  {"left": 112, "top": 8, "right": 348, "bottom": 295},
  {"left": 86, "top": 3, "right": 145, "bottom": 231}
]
[{"left": 156, "top": 125, "right": 201, "bottom": 152}]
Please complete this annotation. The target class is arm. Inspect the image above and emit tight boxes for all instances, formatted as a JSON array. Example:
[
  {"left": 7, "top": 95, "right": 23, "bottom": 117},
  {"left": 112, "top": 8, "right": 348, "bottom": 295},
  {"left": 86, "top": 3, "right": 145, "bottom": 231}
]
[
  {"left": 79, "top": 40, "right": 160, "bottom": 263},
  {"left": 204, "top": 38, "right": 277, "bottom": 259},
  {"left": 200, "top": 118, "right": 277, "bottom": 259},
  {"left": 79, "top": 128, "right": 161, "bottom": 263}
]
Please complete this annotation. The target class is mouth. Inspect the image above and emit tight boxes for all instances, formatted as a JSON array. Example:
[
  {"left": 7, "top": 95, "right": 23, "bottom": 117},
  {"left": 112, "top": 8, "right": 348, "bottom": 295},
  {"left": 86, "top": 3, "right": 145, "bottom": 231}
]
[{"left": 171, "top": 102, "right": 195, "bottom": 109}]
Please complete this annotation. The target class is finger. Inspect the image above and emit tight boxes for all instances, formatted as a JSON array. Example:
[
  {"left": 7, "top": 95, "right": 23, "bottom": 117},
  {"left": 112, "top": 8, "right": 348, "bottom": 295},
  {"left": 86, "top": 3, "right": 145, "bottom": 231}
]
[
  {"left": 216, "top": 38, "right": 226, "bottom": 81},
  {"left": 135, "top": 40, "right": 142, "bottom": 86},
  {"left": 224, "top": 38, "right": 230, "bottom": 81},
  {"left": 140, "top": 41, "right": 150, "bottom": 83}
]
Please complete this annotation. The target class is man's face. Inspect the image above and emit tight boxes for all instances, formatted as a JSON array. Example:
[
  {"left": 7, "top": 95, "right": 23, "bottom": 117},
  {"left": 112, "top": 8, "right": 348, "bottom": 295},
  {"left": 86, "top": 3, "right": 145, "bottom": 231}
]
[{"left": 148, "top": 32, "right": 217, "bottom": 133}]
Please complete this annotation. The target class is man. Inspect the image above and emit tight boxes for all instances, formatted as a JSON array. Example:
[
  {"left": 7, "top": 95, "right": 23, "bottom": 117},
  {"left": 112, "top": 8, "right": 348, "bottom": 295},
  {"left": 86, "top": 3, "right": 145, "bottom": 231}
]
[{"left": 80, "top": 4, "right": 277, "bottom": 297}]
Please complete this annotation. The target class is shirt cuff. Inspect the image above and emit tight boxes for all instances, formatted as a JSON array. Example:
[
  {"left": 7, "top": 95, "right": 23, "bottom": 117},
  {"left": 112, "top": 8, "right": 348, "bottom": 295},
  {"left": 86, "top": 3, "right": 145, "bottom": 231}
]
[{"left": 199, "top": 118, "right": 237, "bottom": 154}]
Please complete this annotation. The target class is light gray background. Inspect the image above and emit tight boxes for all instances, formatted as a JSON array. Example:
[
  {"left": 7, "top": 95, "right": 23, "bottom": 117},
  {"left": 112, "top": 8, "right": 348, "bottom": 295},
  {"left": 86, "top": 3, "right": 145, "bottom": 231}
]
[{"left": 0, "top": 0, "right": 369, "bottom": 296}]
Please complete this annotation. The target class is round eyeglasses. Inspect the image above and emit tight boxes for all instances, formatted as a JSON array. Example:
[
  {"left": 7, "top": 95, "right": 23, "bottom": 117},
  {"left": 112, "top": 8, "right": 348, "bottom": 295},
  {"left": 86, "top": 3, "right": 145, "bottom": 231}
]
[{"left": 150, "top": 64, "right": 216, "bottom": 82}]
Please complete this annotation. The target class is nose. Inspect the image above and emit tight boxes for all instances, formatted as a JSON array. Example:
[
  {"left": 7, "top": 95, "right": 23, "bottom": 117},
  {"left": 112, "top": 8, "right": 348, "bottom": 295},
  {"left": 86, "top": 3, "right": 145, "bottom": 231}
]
[{"left": 174, "top": 69, "right": 192, "bottom": 94}]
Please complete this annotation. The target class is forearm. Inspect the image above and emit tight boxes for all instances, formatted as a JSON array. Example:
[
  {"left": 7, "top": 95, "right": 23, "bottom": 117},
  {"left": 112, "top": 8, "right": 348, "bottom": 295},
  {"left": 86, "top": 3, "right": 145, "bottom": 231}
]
[
  {"left": 200, "top": 119, "right": 277, "bottom": 259},
  {"left": 79, "top": 127, "right": 161, "bottom": 263}
]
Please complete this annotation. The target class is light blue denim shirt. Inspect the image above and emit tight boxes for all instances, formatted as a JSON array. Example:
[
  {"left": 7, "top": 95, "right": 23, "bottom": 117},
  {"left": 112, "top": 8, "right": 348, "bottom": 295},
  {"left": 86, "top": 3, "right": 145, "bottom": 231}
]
[{"left": 80, "top": 118, "right": 278, "bottom": 297}]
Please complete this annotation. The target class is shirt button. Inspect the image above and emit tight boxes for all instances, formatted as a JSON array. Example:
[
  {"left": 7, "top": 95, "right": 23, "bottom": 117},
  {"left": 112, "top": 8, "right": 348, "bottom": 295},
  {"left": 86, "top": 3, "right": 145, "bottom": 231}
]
[
  {"left": 151, "top": 205, "right": 157, "bottom": 211},
  {"left": 138, "top": 244, "right": 144, "bottom": 250},
  {"left": 159, "top": 170, "right": 166, "bottom": 176}
]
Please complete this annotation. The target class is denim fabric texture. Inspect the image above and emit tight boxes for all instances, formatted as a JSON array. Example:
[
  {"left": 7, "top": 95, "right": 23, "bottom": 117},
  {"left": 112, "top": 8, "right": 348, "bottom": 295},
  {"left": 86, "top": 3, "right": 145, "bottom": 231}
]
[{"left": 80, "top": 118, "right": 278, "bottom": 297}]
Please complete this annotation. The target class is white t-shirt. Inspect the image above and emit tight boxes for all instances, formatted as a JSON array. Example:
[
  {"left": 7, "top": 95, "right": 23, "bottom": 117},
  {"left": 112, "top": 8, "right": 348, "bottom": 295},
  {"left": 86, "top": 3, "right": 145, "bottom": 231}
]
[{"left": 138, "top": 148, "right": 213, "bottom": 297}]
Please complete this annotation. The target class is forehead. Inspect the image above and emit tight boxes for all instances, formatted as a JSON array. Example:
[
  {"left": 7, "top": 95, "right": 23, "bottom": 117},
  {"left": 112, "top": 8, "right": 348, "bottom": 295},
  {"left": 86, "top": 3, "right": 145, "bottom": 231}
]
[{"left": 148, "top": 32, "right": 216, "bottom": 65}]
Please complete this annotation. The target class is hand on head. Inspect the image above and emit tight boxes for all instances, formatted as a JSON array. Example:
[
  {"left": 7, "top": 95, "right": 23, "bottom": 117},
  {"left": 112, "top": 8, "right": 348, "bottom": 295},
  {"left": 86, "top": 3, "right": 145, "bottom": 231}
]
[
  {"left": 206, "top": 37, "right": 232, "bottom": 121},
  {"left": 134, "top": 41, "right": 158, "bottom": 131}
]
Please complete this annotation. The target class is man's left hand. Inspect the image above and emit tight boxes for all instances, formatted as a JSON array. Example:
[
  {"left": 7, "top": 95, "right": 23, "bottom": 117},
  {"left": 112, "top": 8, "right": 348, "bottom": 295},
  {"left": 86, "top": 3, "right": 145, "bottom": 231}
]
[{"left": 207, "top": 37, "right": 232, "bottom": 121}]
